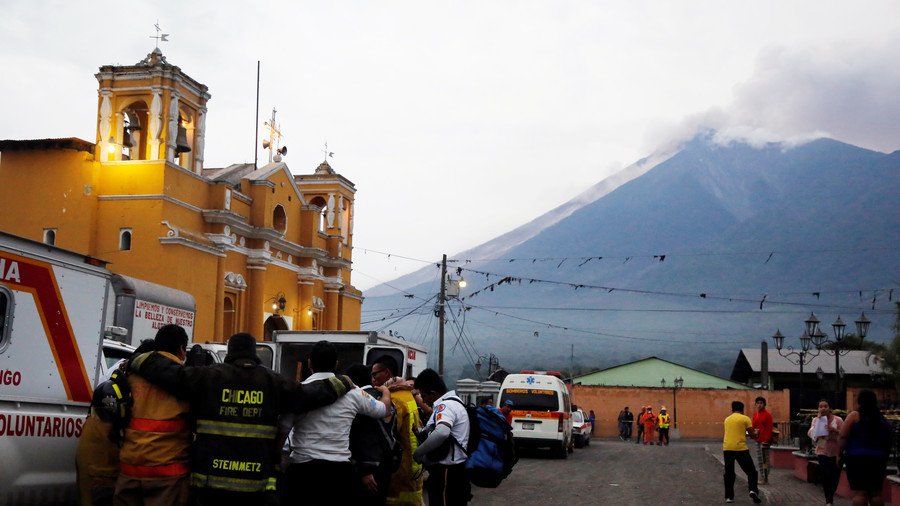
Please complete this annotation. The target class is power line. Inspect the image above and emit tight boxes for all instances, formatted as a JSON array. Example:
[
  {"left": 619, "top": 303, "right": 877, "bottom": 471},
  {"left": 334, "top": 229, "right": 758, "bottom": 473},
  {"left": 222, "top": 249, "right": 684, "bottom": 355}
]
[{"left": 458, "top": 267, "right": 895, "bottom": 311}]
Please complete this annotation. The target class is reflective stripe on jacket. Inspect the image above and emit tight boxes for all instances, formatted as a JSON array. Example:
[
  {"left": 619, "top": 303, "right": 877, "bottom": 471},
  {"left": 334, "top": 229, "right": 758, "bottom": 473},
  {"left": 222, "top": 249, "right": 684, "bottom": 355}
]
[
  {"left": 658, "top": 413, "right": 670, "bottom": 429},
  {"left": 118, "top": 352, "right": 191, "bottom": 478},
  {"left": 188, "top": 361, "right": 282, "bottom": 492}
]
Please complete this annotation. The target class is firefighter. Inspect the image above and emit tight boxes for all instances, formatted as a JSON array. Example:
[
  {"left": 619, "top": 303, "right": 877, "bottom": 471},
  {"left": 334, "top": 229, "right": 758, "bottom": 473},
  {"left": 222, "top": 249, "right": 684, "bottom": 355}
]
[
  {"left": 131, "top": 333, "right": 353, "bottom": 504},
  {"left": 642, "top": 405, "right": 658, "bottom": 445},
  {"left": 76, "top": 339, "right": 155, "bottom": 506},
  {"left": 658, "top": 406, "right": 671, "bottom": 446}
]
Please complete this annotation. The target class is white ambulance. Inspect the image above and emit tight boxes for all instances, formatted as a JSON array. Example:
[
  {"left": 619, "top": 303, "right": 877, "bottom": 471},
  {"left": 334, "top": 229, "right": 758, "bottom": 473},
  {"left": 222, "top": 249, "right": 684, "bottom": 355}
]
[
  {"left": 0, "top": 232, "right": 195, "bottom": 504},
  {"left": 498, "top": 371, "right": 574, "bottom": 458},
  {"left": 270, "top": 330, "right": 428, "bottom": 381}
]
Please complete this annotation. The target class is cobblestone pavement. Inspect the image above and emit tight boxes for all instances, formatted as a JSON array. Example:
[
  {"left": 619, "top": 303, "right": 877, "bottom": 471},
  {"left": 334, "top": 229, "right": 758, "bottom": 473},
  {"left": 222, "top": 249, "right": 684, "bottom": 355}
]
[{"left": 471, "top": 439, "right": 851, "bottom": 505}]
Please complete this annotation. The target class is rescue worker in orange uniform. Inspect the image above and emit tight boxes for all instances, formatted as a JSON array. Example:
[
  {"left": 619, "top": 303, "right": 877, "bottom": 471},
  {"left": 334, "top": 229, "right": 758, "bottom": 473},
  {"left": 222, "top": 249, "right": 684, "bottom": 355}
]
[
  {"left": 642, "top": 405, "right": 658, "bottom": 445},
  {"left": 635, "top": 406, "right": 646, "bottom": 444},
  {"left": 114, "top": 324, "right": 192, "bottom": 506}
]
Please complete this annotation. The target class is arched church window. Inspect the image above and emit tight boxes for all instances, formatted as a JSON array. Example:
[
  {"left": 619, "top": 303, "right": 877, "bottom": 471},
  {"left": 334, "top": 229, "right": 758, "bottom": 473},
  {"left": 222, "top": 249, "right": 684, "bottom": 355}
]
[
  {"left": 119, "top": 228, "right": 132, "bottom": 251},
  {"left": 273, "top": 205, "right": 287, "bottom": 234},
  {"left": 43, "top": 229, "right": 56, "bottom": 246},
  {"left": 121, "top": 101, "right": 149, "bottom": 160},
  {"left": 310, "top": 197, "right": 327, "bottom": 233},
  {"left": 176, "top": 109, "right": 194, "bottom": 170}
]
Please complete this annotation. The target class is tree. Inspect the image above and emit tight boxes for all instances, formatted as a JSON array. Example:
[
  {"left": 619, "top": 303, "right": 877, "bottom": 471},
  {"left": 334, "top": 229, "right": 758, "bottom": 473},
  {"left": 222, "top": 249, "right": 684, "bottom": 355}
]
[{"left": 867, "top": 301, "right": 900, "bottom": 395}]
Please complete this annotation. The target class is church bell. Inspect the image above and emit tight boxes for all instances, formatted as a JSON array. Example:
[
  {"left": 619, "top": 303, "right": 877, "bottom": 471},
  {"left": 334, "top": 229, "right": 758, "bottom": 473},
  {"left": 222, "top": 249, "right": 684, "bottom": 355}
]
[{"left": 175, "top": 115, "right": 191, "bottom": 154}]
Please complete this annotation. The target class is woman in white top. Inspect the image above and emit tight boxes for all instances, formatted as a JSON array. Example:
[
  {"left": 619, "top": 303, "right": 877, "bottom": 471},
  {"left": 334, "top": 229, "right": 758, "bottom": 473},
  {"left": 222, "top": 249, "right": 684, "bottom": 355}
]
[{"left": 807, "top": 399, "right": 843, "bottom": 506}]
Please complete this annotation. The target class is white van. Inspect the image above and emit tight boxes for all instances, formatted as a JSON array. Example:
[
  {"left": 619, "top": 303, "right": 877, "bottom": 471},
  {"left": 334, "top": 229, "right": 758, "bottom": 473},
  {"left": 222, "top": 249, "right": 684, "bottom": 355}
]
[
  {"left": 498, "top": 371, "right": 574, "bottom": 458},
  {"left": 0, "top": 232, "right": 194, "bottom": 504}
]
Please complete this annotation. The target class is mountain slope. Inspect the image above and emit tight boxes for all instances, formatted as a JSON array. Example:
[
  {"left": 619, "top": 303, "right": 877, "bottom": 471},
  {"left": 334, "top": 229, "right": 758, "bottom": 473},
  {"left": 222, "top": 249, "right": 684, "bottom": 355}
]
[
  {"left": 363, "top": 150, "right": 675, "bottom": 296},
  {"left": 361, "top": 136, "right": 900, "bottom": 381}
]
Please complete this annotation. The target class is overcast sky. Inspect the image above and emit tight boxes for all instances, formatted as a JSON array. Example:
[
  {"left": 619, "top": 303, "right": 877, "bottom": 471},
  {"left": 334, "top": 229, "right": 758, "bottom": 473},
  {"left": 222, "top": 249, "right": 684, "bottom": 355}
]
[{"left": 2, "top": 1, "right": 899, "bottom": 290}]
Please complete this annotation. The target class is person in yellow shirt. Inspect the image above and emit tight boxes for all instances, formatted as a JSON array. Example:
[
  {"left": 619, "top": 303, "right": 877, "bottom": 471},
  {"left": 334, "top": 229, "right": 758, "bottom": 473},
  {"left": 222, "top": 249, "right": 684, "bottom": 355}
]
[{"left": 722, "top": 401, "right": 762, "bottom": 504}]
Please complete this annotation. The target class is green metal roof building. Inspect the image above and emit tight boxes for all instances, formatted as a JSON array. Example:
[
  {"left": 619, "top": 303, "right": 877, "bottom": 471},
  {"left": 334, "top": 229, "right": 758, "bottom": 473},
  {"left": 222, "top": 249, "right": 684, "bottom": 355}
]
[{"left": 573, "top": 356, "right": 750, "bottom": 389}]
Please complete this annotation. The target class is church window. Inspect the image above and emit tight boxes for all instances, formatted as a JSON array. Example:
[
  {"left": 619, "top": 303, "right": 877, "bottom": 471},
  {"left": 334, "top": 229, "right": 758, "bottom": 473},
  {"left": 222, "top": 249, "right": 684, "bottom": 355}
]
[
  {"left": 310, "top": 197, "right": 327, "bottom": 233},
  {"left": 119, "top": 228, "right": 133, "bottom": 251},
  {"left": 121, "top": 101, "right": 149, "bottom": 160},
  {"left": 273, "top": 205, "right": 287, "bottom": 234},
  {"left": 176, "top": 109, "right": 194, "bottom": 170},
  {"left": 224, "top": 294, "right": 236, "bottom": 337},
  {"left": 43, "top": 229, "right": 56, "bottom": 246}
]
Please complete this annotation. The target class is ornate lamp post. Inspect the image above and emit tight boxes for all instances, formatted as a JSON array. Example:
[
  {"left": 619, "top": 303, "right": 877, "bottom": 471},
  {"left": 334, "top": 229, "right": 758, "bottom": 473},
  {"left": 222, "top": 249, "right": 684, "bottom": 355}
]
[
  {"left": 673, "top": 376, "right": 684, "bottom": 432},
  {"left": 662, "top": 376, "right": 685, "bottom": 436},
  {"left": 805, "top": 312, "right": 869, "bottom": 409},
  {"left": 772, "top": 329, "right": 819, "bottom": 411}
]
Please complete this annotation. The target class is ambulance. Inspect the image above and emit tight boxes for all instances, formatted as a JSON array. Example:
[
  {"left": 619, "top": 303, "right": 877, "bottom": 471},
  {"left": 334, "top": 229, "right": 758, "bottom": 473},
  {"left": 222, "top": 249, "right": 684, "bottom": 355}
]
[
  {"left": 0, "top": 232, "right": 195, "bottom": 504},
  {"left": 270, "top": 330, "right": 428, "bottom": 381},
  {"left": 194, "top": 331, "right": 426, "bottom": 382},
  {"left": 498, "top": 371, "right": 574, "bottom": 458}
]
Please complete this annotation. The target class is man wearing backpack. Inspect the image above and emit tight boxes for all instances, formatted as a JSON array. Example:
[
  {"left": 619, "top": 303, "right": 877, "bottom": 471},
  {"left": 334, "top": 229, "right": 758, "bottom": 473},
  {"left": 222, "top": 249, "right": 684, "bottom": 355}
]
[{"left": 412, "top": 368, "right": 471, "bottom": 505}]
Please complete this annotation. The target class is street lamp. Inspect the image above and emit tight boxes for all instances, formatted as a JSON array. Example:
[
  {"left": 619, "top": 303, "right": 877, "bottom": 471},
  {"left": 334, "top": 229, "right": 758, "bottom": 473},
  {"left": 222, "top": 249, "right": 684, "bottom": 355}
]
[
  {"left": 662, "top": 376, "right": 684, "bottom": 435},
  {"left": 673, "top": 376, "right": 684, "bottom": 432},
  {"left": 772, "top": 329, "right": 820, "bottom": 412},
  {"left": 803, "top": 312, "right": 869, "bottom": 409},
  {"left": 475, "top": 354, "right": 500, "bottom": 380}
]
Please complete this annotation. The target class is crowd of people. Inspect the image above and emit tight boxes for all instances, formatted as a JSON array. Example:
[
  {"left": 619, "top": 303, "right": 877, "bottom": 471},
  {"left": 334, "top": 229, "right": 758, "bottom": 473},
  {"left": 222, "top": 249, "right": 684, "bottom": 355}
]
[
  {"left": 721, "top": 393, "right": 891, "bottom": 506},
  {"left": 615, "top": 404, "right": 672, "bottom": 445},
  {"left": 75, "top": 324, "right": 479, "bottom": 506}
]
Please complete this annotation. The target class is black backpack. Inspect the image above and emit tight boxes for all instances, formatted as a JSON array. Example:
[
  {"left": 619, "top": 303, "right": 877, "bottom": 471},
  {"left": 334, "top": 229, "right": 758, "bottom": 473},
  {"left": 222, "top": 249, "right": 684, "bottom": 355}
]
[
  {"left": 91, "top": 368, "right": 133, "bottom": 444},
  {"left": 446, "top": 398, "right": 518, "bottom": 488}
]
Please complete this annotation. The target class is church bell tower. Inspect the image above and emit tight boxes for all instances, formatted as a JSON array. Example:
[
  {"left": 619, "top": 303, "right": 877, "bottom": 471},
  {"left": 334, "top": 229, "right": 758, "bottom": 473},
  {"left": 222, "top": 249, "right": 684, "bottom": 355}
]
[{"left": 94, "top": 47, "right": 211, "bottom": 173}]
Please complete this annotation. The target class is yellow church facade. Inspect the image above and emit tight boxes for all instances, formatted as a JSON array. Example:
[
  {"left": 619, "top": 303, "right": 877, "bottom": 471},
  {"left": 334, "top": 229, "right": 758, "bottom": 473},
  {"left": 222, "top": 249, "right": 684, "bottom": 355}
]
[{"left": 0, "top": 49, "right": 362, "bottom": 342}]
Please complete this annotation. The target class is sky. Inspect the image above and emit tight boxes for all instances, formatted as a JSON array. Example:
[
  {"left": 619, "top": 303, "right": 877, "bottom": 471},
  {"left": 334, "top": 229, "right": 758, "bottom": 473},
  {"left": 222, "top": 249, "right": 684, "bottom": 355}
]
[{"left": 2, "top": 1, "right": 899, "bottom": 291}]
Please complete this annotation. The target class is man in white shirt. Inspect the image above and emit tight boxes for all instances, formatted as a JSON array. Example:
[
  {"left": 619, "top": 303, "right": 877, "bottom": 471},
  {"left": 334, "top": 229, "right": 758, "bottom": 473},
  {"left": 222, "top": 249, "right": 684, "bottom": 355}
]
[
  {"left": 283, "top": 341, "right": 391, "bottom": 505},
  {"left": 412, "top": 368, "right": 471, "bottom": 505}
]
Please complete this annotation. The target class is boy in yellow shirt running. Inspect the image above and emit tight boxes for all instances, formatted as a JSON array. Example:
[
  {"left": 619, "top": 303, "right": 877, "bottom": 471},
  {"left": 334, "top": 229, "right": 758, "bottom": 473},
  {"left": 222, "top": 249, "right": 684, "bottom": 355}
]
[{"left": 722, "top": 401, "right": 762, "bottom": 504}]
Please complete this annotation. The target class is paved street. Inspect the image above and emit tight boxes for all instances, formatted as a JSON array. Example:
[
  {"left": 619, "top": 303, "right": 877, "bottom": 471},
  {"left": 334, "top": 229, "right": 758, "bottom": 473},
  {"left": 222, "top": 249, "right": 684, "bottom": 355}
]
[{"left": 471, "top": 439, "right": 851, "bottom": 505}]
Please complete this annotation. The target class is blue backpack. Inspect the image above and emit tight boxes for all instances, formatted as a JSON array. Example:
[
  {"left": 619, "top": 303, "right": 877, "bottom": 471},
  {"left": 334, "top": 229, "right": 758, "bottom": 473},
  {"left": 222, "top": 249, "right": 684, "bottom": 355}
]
[{"left": 447, "top": 398, "right": 518, "bottom": 488}]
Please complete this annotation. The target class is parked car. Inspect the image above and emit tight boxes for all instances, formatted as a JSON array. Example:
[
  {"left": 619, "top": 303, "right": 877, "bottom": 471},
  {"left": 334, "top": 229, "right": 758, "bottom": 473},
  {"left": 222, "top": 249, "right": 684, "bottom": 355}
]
[{"left": 572, "top": 409, "right": 592, "bottom": 448}]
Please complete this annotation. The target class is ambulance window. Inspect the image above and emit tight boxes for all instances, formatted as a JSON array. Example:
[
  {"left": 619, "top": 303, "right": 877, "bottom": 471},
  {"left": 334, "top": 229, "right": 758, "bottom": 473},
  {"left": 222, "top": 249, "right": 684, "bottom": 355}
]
[{"left": 0, "top": 286, "right": 11, "bottom": 352}]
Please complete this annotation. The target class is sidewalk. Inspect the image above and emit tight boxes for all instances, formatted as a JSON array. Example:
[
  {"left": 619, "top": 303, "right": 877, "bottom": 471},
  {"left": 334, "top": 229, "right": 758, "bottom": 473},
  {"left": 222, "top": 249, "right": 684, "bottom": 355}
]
[{"left": 703, "top": 442, "right": 852, "bottom": 505}]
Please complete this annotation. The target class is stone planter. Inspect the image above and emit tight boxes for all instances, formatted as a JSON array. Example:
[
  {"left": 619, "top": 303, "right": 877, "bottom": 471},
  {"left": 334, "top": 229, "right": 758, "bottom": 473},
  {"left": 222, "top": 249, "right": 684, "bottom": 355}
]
[
  {"left": 770, "top": 445, "right": 798, "bottom": 469},
  {"left": 792, "top": 451, "right": 818, "bottom": 483}
]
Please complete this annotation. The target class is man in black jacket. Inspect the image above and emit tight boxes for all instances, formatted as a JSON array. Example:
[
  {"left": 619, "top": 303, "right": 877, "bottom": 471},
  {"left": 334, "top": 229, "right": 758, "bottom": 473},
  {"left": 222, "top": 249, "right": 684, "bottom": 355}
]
[
  {"left": 346, "top": 364, "right": 397, "bottom": 506},
  {"left": 131, "top": 333, "right": 353, "bottom": 505}
]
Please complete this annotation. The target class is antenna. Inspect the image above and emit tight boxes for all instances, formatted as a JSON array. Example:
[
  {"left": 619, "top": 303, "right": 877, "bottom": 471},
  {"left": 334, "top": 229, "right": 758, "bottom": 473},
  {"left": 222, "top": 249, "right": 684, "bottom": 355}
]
[
  {"left": 254, "top": 61, "right": 260, "bottom": 168},
  {"left": 150, "top": 20, "right": 170, "bottom": 49}
]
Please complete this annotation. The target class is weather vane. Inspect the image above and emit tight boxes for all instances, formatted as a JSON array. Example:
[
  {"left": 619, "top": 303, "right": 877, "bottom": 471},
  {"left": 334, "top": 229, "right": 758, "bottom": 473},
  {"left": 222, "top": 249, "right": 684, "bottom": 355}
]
[
  {"left": 322, "top": 142, "right": 334, "bottom": 162},
  {"left": 150, "top": 21, "right": 169, "bottom": 49}
]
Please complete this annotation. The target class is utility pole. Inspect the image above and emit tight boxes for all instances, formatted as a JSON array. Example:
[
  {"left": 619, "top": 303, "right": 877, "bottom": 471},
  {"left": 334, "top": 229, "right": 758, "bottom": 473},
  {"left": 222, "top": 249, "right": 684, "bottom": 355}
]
[
  {"left": 438, "top": 254, "right": 447, "bottom": 376},
  {"left": 570, "top": 344, "right": 574, "bottom": 383}
]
